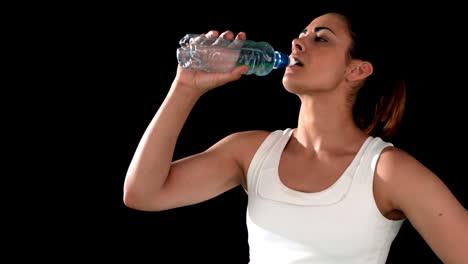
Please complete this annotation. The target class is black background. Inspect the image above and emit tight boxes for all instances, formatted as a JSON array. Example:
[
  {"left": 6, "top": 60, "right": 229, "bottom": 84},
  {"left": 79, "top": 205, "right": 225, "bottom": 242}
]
[{"left": 24, "top": 2, "right": 467, "bottom": 263}]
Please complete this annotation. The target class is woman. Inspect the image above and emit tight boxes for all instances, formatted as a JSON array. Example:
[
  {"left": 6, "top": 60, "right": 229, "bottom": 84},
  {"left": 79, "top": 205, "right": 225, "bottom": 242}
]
[{"left": 123, "top": 11, "right": 467, "bottom": 263}]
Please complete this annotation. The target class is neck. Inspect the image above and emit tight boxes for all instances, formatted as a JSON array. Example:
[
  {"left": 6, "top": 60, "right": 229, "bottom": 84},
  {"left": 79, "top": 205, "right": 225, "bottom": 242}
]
[{"left": 294, "top": 92, "right": 367, "bottom": 154}]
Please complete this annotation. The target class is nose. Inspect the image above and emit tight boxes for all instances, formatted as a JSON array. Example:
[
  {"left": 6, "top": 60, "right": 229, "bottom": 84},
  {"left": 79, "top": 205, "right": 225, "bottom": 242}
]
[{"left": 292, "top": 38, "right": 304, "bottom": 53}]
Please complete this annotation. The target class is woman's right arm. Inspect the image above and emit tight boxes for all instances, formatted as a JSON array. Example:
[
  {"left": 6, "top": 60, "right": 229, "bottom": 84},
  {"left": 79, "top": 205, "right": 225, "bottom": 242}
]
[{"left": 123, "top": 31, "right": 252, "bottom": 211}]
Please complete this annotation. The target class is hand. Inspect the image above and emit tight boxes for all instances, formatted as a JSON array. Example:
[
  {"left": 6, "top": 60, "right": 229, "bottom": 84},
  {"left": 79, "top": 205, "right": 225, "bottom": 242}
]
[{"left": 173, "top": 30, "right": 250, "bottom": 95}]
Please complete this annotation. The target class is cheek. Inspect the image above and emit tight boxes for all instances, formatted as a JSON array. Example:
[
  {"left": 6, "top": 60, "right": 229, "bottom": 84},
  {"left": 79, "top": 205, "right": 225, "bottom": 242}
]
[
  {"left": 308, "top": 61, "right": 341, "bottom": 83},
  {"left": 316, "top": 56, "right": 347, "bottom": 79}
]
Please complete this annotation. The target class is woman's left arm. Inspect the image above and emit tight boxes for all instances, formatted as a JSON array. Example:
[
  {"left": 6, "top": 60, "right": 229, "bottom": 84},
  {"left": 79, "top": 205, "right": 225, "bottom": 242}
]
[{"left": 378, "top": 147, "right": 468, "bottom": 264}]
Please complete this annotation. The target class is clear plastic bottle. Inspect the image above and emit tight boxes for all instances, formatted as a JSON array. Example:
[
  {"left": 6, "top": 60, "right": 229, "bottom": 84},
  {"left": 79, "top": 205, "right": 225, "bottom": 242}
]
[{"left": 176, "top": 34, "right": 296, "bottom": 76}]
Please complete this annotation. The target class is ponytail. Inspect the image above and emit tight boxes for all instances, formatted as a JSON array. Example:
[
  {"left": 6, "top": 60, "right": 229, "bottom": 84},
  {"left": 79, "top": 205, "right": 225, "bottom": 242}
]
[{"left": 354, "top": 77, "right": 406, "bottom": 141}]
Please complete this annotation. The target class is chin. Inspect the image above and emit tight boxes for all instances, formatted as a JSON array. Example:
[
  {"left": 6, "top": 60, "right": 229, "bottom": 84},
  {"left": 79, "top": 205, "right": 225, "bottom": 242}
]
[{"left": 282, "top": 75, "right": 304, "bottom": 94}]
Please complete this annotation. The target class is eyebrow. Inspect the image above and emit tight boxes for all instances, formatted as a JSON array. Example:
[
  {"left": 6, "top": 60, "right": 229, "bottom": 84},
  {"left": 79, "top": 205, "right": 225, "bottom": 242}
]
[{"left": 302, "top": 27, "right": 336, "bottom": 35}]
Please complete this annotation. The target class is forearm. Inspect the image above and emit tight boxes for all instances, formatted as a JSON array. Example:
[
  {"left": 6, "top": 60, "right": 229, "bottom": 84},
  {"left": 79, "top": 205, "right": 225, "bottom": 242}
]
[{"left": 123, "top": 82, "right": 201, "bottom": 205}]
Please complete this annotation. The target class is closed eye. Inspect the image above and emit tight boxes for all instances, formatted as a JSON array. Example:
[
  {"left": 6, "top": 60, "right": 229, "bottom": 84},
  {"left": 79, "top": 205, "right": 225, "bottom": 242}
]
[{"left": 315, "top": 36, "right": 327, "bottom": 42}]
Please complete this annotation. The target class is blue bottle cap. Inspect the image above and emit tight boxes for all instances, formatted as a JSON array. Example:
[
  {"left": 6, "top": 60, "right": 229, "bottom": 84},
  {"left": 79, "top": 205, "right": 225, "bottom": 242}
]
[{"left": 273, "top": 51, "right": 290, "bottom": 69}]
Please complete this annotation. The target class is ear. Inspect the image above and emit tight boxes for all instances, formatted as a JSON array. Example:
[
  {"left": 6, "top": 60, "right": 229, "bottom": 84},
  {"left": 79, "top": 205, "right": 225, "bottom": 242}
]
[{"left": 346, "top": 60, "right": 373, "bottom": 81}]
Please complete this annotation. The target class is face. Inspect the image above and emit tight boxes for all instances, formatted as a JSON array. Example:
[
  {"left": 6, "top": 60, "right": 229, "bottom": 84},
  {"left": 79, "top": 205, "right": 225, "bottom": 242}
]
[{"left": 283, "top": 13, "right": 353, "bottom": 94}]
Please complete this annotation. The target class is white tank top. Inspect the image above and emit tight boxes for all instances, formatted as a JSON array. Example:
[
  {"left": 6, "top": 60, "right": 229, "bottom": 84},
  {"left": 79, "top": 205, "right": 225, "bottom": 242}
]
[{"left": 246, "top": 128, "right": 406, "bottom": 264}]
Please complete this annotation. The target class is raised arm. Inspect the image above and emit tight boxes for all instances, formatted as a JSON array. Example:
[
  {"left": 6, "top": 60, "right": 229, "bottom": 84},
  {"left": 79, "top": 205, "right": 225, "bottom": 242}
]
[
  {"left": 123, "top": 31, "right": 253, "bottom": 211},
  {"left": 378, "top": 148, "right": 468, "bottom": 263}
]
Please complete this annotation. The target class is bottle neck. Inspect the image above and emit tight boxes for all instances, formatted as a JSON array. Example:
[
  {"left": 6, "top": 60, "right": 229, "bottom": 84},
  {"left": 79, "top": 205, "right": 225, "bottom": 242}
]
[{"left": 273, "top": 51, "right": 290, "bottom": 69}]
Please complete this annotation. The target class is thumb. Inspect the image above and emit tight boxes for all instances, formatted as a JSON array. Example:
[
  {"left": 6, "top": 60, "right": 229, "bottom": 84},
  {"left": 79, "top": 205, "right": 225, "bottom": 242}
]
[
  {"left": 230, "top": 65, "right": 250, "bottom": 80},
  {"left": 213, "top": 65, "right": 249, "bottom": 87}
]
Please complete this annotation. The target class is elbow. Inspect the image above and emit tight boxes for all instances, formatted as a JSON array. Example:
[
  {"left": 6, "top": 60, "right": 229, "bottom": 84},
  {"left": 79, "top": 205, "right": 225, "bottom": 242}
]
[
  {"left": 123, "top": 176, "right": 154, "bottom": 211},
  {"left": 123, "top": 179, "right": 139, "bottom": 209},
  {"left": 123, "top": 189, "right": 165, "bottom": 212},
  {"left": 123, "top": 190, "right": 150, "bottom": 211},
  {"left": 123, "top": 174, "right": 169, "bottom": 211},
  {"left": 123, "top": 190, "right": 142, "bottom": 210}
]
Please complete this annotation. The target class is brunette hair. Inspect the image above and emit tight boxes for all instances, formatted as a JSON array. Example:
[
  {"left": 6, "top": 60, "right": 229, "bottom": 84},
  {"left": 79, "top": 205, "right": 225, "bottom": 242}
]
[{"left": 330, "top": 10, "right": 408, "bottom": 141}]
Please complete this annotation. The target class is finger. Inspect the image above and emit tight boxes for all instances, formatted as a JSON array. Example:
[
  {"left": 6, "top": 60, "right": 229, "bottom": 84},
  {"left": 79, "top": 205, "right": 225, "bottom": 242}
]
[
  {"left": 190, "top": 33, "right": 207, "bottom": 46},
  {"left": 206, "top": 30, "right": 219, "bottom": 38},
  {"left": 219, "top": 30, "right": 234, "bottom": 40},
  {"left": 228, "top": 32, "right": 247, "bottom": 49},
  {"left": 214, "top": 65, "right": 249, "bottom": 86},
  {"left": 235, "top": 32, "right": 246, "bottom": 41},
  {"left": 213, "top": 30, "right": 234, "bottom": 47},
  {"left": 232, "top": 65, "right": 250, "bottom": 76},
  {"left": 228, "top": 65, "right": 250, "bottom": 82},
  {"left": 201, "top": 30, "right": 219, "bottom": 46}
]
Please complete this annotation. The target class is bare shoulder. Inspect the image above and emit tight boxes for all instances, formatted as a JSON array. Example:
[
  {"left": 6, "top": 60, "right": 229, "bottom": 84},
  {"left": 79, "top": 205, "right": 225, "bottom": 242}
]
[
  {"left": 206, "top": 130, "right": 271, "bottom": 171},
  {"left": 375, "top": 146, "right": 453, "bottom": 211},
  {"left": 221, "top": 130, "right": 272, "bottom": 192},
  {"left": 207, "top": 130, "right": 271, "bottom": 152},
  {"left": 226, "top": 129, "right": 272, "bottom": 165},
  {"left": 227, "top": 130, "right": 272, "bottom": 146},
  {"left": 375, "top": 146, "right": 429, "bottom": 191},
  {"left": 372, "top": 146, "right": 425, "bottom": 213},
  {"left": 376, "top": 146, "right": 428, "bottom": 180},
  {"left": 208, "top": 129, "right": 272, "bottom": 173},
  {"left": 377, "top": 146, "right": 419, "bottom": 170}
]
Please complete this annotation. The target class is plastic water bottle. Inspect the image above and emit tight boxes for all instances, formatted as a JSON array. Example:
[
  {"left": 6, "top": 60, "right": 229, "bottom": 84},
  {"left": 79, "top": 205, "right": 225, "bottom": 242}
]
[{"left": 176, "top": 34, "right": 296, "bottom": 76}]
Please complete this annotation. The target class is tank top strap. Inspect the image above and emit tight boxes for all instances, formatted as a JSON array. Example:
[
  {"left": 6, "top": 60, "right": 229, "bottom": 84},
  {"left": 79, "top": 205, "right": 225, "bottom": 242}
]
[
  {"left": 246, "top": 128, "right": 293, "bottom": 194},
  {"left": 352, "top": 137, "right": 394, "bottom": 186}
]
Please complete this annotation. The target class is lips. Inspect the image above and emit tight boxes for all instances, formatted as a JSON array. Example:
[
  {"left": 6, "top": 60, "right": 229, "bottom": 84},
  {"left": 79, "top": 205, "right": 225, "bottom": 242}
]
[{"left": 291, "top": 56, "right": 303, "bottom": 67}]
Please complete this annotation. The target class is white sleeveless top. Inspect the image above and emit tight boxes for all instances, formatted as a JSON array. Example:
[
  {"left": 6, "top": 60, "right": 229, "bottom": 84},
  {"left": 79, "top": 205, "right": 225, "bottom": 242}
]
[{"left": 246, "top": 128, "right": 405, "bottom": 264}]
